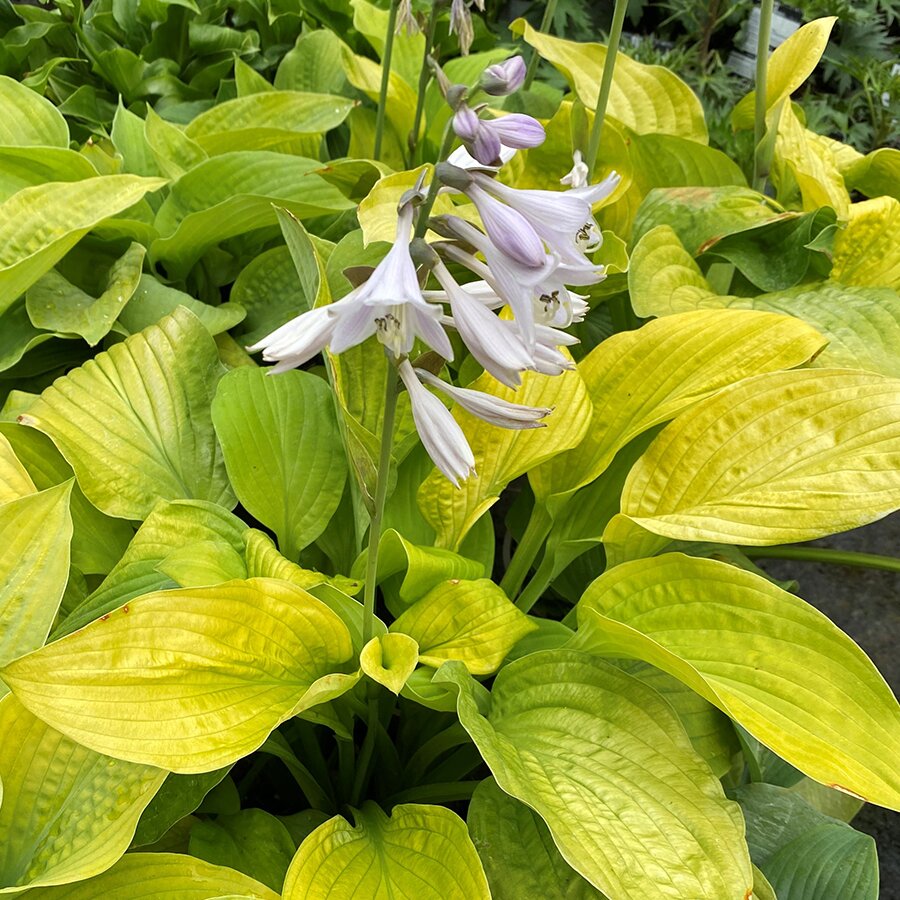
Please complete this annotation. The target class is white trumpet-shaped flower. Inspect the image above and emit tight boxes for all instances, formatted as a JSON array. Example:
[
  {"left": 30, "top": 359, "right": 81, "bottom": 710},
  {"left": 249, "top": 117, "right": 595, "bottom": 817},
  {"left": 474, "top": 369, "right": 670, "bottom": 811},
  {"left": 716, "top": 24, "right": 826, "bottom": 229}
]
[
  {"left": 398, "top": 360, "right": 475, "bottom": 486},
  {"left": 432, "top": 260, "right": 533, "bottom": 387},
  {"left": 469, "top": 171, "right": 616, "bottom": 270},
  {"left": 415, "top": 368, "right": 551, "bottom": 429},
  {"left": 437, "top": 215, "right": 556, "bottom": 348},
  {"left": 248, "top": 203, "right": 452, "bottom": 366}
]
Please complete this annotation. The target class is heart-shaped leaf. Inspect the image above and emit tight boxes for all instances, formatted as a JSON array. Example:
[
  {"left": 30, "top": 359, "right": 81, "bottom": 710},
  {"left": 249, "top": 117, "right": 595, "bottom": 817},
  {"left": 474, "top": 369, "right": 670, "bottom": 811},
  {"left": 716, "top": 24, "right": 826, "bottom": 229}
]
[
  {"left": 437, "top": 650, "right": 753, "bottom": 899},
  {"left": 282, "top": 803, "right": 490, "bottom": 899}
]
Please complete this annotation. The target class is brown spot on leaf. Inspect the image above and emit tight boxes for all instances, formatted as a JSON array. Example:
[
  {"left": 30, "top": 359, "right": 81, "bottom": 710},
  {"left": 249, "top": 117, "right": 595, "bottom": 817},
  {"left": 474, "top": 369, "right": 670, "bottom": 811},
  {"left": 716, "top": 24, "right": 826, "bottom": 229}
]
[
  {"left": 122, "top": 605, "right": 130, "bottom": 614},
  {"left": 100, "top": 614, "right": 110, "bottom": 621}
]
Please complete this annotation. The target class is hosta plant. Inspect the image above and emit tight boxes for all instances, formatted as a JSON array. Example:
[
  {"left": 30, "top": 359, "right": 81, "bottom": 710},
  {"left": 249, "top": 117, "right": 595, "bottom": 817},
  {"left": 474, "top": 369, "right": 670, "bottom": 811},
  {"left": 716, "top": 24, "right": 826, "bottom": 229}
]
[{"left": 0, "top": 2, "right": 898, "bottom": 899}]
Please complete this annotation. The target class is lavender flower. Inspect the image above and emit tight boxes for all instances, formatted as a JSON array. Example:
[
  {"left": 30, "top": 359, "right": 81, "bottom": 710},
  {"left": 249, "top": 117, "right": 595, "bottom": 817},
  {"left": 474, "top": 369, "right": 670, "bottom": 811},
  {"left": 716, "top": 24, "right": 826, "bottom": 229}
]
[
  {"left": 480, "top": 57, "right": 527, "bottom": 96},
  {"left": 452, "top": 104, "right": 545, "bottom": 166},
  {"left": 248, "top": 203, "right": 452, "bottom": 365}
]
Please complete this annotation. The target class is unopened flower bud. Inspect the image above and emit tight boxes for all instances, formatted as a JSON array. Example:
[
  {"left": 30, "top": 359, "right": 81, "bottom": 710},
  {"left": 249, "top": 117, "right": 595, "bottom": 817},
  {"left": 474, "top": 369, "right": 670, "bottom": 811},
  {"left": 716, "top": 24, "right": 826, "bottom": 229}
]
[
  {"left": 480, "top": 56, "right": 527, "bottom": 95},
  {"left": 435, "top": 161, "right": 474, "bottom": 192}
]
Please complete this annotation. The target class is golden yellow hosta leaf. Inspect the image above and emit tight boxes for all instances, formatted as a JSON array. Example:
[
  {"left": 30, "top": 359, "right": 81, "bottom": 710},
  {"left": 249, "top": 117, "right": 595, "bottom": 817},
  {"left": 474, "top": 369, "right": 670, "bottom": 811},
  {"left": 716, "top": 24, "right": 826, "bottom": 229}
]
[
  {"left": 391, "top": 579, "right": 536, "bottom": 674},
  {"left": 578, "top": 554, "right": 900, "bottom": 810},
  {"left": 1, "top": 578, "right": 354, "bottom": 772},
  {"left": 360, "top": 633, "right": 418, "bottom": 694},
  {"left": 510, "top": 19, "right": 707, "bottom": 142},
  {"left": 530, "top": 308, "right": 825, "bottom": 505},
  {"left": 283, "top": 804, "right": 490, "bottom": 900},
  {"left": 15, "top": 852, "right": 279, "bottom": 899},
  {"left": 832, "top": 196, "right": 900, "bottom": 289},
  {"left": 619, "top": 368, "right": 900, "bottom": 545},
  {"left": 772, "top": 104, "right": 849, "bottom": 216},
  {"left": 0, "top": 695, "right": 164, "bottom": 893},
  {"left": 732, "top": 17, "right": 837, "bottom": 130}
]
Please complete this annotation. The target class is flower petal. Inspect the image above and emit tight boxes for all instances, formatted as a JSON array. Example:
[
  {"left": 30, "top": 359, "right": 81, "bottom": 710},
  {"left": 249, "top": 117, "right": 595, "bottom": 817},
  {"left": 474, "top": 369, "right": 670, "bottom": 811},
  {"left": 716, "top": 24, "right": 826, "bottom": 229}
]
[
  {"left": 416, "top": 368, "right": 551, "bottom": 429},
  {"left": 466, "top": 183, "right": 547, "bottom": 268},
  {"left": 399, "top": 360, "right": 475, "bottom": 486}
]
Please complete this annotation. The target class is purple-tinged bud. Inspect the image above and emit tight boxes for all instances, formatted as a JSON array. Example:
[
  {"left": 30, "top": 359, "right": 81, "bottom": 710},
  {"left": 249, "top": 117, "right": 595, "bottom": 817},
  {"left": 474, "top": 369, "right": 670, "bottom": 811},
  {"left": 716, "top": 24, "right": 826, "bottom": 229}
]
[
  {"left": 451, "top": 105, "right": 502, "bottom": 165},
  {"left": 482, "top": 113, "right": 545, "bottom": 150},
  {"left": 480, "top": 56, "right": 527, "bottom": 95}
]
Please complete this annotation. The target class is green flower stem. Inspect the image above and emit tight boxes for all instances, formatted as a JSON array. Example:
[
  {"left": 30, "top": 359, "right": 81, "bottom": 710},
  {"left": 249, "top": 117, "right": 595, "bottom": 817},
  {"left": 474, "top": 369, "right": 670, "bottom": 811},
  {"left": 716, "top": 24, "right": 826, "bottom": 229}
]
[
  {"left": 523, "top": 0, "right": 559, "bottom": 91},
  {"left": 373, "top": 0, "right": 401, "bottom": 162},
  {"left": 413, "top": 124, "right": 456, "bottom": 240},
  {"left": 516, "top": 549, "right": 557, "bottom": 614},
  {"left": 743, "top": 545, "right": 900, "bottom": 574},
  {"left": 753, "top": 0, "right": 775, "bottom": 191},
  {"left": 586, "top": 0, "right": 628, "bottom": 179},
  {"left": 405, "top": 722, "right": 470, "bottom": 783},
  {"left": 387, "top": 780, "right": 482, "bottom": 806},
  {"left": 407, "top": 2, "right": 440, "bottom": 166},
  {"left": 500, "top": 502, "right": 553, "bottom": 600},
  {"left": 362, "top": 360, "right": 400, "bottom": 645},
  {"left": 351, "top": 691, "right": 381, "bottom": 806}
]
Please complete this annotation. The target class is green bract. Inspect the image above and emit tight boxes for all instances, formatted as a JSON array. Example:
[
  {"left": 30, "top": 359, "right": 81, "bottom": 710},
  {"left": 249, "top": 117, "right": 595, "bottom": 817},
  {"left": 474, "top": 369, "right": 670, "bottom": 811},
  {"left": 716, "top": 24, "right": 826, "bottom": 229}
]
[{"left": 0, "top": 4, "right": 896, "bottom": 899}]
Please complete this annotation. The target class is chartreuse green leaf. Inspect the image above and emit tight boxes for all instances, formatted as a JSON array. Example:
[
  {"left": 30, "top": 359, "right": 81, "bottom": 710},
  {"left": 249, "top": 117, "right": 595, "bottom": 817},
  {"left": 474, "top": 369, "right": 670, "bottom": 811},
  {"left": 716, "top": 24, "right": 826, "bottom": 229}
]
[
  {"left": 56, "top": 499, "right": 245, "bottom": 636},
  {"left": 19, "top": 308, "right": 234, "bottom": 521},
  {"left": 467, "top": 778, "right": 603, "bottom": 900},
  {"left": 418, "top": 365, "right": 591, "bottom": 550},
  {"left": 1, "top": 578, "right": 354, "bottom": 772},
  {"left": 211, "top": 367, "right": 346, "bottom": 559},
  {"left": 231, "top": 246, "right": 310, "bottom": 346},
  {"left": 183, "top": 91, "right": 353, "bottom": 154},
  {"left": 357, "top": 167, "right": 456, "bottom": 244},
  {"left": 0, "top": 481, "right": 72, "bottom": 669},
  {"left": 0, "top": 431, "right": 35, "bottom": 502},
  {"left": 15, "top": 852, "right": 279, "bottom": 899},
  {"left": 578, "top": 553, "right": 900, "bottom": 809},
  {"left": 617, "top": 368, "right": 900, "bottom": 545},
  {"left": 845, "top": 147, "right": 900, "bottom": 201},
  {"left": 618, "top": 660, "right": 739, "bottom": 778},
  {"left": 732, "top": 17, "right": 837, "bottom": 130},
  {"left": 0, "top": 147, "right": 97, "bottom": 202},
  {"left": 190, "top": 808, "right": 296, "bottom": 892},
  {"left": 117, "top": 275, "right": 245, "bottom": 337},
  {"left": 360, "top": 633, "right": 419, "bottom": 694},
  {"left": 351, "top": 0, "right": 424, "bottom": 88},
  {"left": 391, "top": 579, "right": 535, "bottom": 674},
  {"left": 0, "top": 695, "right": 165, "bottom": 893},
  {"left": 436, "top": 651, "right": 752, "bottom": 899},
  {"left": 132, "top": 769, "right": 230, "bottom": 848},
  {"left": 734, "top": 783, "right": 878, "bottom": 900},
  {"left": 510, "top": 18, "right": 707, "bottom": 142},
  {"left": 629, "top": 227, "right": 900, "bottom": 377},
  {"left": 282, "top": 803, "right": 490, "bottom": 900},
  {"left": 531, "top": 309, "right": 825, "bottom": 506},
  {"left": 144, "top": 107, "right": 208, "bottom": 179},
  {"left": 631, "top": 186, "right": 778, "bottom": 254},
  {"left": 25, "top": 243, "right": 146, "bottom": 346},
  {"left": 352, "top": 528, "right": 484, "bottom": 609},
  {"left": 341, "top": 49, "right": 416, "bottom": 168},
  {"left": 831, "top": 197, "right": 900, "bottom": 289},
  {"left": 0, "top": 74, "right": 68, "bottom": 147},
  {"left": 0, "top": 424, "right": 133, "bottom": 576},
  {"left": 0, "top": 175, "right": 166, "bottom": 315},
  {"left": 150, "top": 152, "right": 353, "bottom": 277},
  {"left": 243, "top": 530, "right": 352, "bottom": 594}
]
